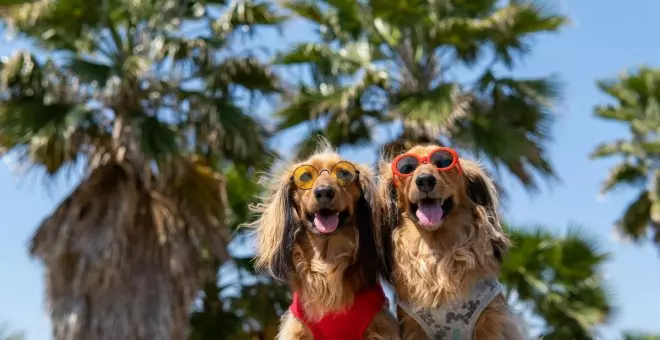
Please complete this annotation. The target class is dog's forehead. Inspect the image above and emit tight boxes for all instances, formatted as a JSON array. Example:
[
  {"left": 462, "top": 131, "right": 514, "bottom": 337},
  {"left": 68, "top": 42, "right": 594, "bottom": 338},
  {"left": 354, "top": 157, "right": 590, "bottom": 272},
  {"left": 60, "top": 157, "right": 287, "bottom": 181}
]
[
  {"left": 303, "top": 153, "right": 344, "bottom": 170},
  {"left": 406, "top": 145, "right": 441, "bottom": 156}
]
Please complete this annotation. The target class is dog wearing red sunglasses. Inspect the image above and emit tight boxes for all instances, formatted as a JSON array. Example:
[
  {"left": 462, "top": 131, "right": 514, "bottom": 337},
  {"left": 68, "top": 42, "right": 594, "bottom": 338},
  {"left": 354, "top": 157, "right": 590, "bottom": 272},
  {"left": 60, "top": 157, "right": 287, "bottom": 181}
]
[
  {"left": 379, "top": 145, "right": 524, "bottom": 340},
  {"left": 248, "top": 141, "right": 398, "bottom": 340}
]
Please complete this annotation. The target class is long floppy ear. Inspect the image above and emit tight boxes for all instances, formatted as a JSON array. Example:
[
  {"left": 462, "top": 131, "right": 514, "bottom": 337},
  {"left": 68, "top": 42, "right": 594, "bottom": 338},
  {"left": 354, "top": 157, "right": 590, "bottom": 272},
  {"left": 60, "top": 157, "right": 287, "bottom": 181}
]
[
  {"left": 354, "top": 164, "right": 392, "bottom": 284},
  {"left": 376, "top": 159, "right": 399, "bottom": 283},
  {"left": 378, "top": 159, "right": 399, "bottom": 232},
  {"left": 462, "top": 160, "right": 510, "bottom": 262},
  {"left": 250, "top": 173, "right": 300, "bottom": 282}
]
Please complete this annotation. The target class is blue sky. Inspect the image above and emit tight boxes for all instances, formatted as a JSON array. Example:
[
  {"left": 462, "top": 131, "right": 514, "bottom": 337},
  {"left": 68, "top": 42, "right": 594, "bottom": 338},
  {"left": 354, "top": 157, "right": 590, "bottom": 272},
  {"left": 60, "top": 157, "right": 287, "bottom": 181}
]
[{"left": 2, "top": 0, "right": 660, "bottom": 339}]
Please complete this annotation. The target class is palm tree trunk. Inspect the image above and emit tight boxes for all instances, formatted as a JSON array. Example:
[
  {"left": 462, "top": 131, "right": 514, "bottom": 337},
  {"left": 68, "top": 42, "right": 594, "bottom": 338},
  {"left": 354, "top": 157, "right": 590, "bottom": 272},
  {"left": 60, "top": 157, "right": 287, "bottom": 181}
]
[{"left": 30, "top": 163, "right": 200, "bottom": 340}]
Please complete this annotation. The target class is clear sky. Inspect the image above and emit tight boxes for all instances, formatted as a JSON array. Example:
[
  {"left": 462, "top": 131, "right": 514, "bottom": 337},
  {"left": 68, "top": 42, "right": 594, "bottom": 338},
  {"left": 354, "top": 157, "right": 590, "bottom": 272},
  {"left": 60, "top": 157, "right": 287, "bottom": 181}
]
[{"left": 2, "top": 1, "right": 660, "bottom": 339}]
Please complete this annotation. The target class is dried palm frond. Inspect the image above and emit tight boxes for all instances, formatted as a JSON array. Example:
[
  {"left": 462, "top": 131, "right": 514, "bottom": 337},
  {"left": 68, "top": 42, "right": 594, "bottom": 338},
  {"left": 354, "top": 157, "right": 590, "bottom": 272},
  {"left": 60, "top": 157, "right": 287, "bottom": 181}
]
[{"left": 30, "top": 160, "right": 226, "bottom": 340}]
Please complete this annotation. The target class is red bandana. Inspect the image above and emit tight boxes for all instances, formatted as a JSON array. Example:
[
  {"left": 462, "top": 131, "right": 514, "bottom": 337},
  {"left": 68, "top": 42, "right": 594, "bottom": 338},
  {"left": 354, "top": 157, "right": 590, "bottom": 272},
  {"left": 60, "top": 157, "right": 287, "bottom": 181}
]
[{"left": 289, "top": 284, "right": 386, "bottom": 340}]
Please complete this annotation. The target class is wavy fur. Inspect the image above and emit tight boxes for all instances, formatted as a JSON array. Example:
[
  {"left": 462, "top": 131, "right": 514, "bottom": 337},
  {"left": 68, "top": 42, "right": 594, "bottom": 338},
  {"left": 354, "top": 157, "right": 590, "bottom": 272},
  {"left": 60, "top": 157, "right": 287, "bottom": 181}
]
[
  {"left": 248, "top": 141, "right": 398, "bottom": 339},
  {"left": 379, "top": 145, "right": 522, "bottom": 340}
]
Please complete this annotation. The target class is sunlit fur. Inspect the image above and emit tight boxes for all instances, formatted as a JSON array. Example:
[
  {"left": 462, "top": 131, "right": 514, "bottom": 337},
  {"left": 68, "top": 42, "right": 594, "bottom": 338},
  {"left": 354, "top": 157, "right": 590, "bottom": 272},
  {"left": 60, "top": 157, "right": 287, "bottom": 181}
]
[
  {"left": 249, "top": 141, "right": 398, "bottom": 339},
  {"left": 379, "top": 145, "right": 524, "bottom": 340}
]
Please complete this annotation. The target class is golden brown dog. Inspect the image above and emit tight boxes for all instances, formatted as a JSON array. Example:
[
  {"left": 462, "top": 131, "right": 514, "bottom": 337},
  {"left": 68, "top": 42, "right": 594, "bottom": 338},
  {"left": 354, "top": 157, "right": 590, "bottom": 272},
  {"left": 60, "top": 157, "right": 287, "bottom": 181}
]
[
  {"left": 379, "top": 145, "right": 524, "bottom": 340},
  {"left": 249, "top": 142, "right": 399, "bottom": 340}
]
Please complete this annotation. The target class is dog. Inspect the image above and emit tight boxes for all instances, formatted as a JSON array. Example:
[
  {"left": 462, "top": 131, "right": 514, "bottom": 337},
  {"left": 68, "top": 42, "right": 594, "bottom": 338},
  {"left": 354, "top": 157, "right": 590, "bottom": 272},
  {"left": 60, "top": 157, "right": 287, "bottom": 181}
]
[
  {"left": 249, "top": 142, "right": 399, "bottom": 340},
  {"left": 379, "top": 145, "right": 524, "bottom": 340}
]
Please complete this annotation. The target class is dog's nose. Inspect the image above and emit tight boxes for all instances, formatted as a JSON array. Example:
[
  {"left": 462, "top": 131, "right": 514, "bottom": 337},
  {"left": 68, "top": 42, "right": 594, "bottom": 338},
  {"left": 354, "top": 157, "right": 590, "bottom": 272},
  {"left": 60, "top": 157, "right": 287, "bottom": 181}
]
[
  {"left": 415, "top": 174, "right": 437, "bottom": 193},
  {"left": 314, "top": 186, "right": 336, "bottom": 205}
]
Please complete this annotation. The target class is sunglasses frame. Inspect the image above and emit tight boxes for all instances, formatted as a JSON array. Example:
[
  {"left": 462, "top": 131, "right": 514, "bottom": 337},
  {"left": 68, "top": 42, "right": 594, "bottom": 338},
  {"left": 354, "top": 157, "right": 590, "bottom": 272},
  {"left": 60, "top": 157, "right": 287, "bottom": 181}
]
[
  {"left": 391, "top": 147, "right": 462, "bottom": 185},
  {"left": 290, "top": 161, "right": 360, "bottom": 190}
]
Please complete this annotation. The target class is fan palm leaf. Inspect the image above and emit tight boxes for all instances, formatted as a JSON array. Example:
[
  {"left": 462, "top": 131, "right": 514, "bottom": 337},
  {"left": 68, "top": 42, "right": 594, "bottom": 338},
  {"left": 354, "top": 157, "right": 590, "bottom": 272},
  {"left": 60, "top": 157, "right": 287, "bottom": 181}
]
[
  {"left": 501, "top": 225, "right": 613, "bottom": 338},
  {"left": 592, "top": 67, "right": 660, "bottom": 246}
]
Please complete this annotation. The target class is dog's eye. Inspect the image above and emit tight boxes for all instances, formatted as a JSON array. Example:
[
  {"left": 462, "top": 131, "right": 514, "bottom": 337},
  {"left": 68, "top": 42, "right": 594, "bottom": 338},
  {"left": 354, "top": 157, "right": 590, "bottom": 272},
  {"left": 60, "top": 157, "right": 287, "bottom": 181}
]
[
  {"left": 299, "top": 172, "right": 313, "bottom": 182},
  {"left": 430, "top": 150, "right": 454, "bottom": 169},
  {"left": 395, "top": 156, "right": 419, "bottom": 175},
  {"left": 293, "top": 165, "right": 319, "bottom": 190},
  {"left": 331, "top": 161, "right": 357, "bottom": 186},
  {"left": 336, "top": 170, "right": 352, "bottom": 181}
]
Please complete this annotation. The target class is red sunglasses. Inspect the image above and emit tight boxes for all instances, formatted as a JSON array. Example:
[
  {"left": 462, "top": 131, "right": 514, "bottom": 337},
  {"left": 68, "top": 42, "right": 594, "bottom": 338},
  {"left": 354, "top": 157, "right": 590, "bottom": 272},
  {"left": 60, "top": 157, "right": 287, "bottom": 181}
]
[{"left": 391, "top": 147, "right": 462, "bottom": 185}]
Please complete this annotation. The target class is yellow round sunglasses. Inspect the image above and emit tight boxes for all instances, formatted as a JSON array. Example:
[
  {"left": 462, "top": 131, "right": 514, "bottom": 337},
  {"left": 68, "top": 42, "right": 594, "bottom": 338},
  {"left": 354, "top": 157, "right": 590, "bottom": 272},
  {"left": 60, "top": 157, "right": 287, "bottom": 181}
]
[{"left": 290, "top": 161, "right": 360, "bottom": 190}]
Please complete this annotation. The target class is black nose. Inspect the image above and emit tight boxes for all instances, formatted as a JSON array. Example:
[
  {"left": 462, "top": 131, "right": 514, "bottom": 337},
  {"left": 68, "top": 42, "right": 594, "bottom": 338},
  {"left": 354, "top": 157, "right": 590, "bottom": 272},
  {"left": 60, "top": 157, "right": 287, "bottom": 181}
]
[
  {"left": 415, "top": 174, "right": 437, "bottom": 193},
  {"left": 314, "top": 186, "right": 336, "bottom": 205}
]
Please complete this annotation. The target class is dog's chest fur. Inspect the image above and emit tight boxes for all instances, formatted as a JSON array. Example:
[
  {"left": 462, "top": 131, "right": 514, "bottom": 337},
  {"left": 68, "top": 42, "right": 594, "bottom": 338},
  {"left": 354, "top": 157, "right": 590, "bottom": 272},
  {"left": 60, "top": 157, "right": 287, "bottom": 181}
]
[{"left": 391, "top": 218, "right": 497, "bottom": 309}]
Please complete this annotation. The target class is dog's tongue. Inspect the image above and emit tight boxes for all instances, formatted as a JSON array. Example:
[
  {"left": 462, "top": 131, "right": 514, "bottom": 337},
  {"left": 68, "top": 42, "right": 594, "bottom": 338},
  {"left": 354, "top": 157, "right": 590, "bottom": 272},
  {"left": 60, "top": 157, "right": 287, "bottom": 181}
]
[
  {"left": 416, "top": 202, "right": 444, "bottom": 227},
  {"left": 314, "top": 212, "right": 339, "bottom": 233}
]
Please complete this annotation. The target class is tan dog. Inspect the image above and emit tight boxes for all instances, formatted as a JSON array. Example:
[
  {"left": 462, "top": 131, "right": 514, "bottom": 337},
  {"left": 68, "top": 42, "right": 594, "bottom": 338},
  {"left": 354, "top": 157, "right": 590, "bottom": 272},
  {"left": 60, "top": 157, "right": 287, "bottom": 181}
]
[
  {"left": 249, "top": 142, "right": 399, "bottom": 340},
  {"left": 379, "top": 145, "right": 525, "bottom": 340}
]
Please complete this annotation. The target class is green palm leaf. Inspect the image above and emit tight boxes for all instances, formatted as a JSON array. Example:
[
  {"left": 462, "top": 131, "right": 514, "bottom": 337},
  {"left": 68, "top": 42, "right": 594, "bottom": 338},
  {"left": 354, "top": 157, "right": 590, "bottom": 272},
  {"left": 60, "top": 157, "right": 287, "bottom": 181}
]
[
  {"left": 599, "top": 162, "right": 647, "bottom": 194},
  {"left": 212, "top": 0, "right": 286, "bottom": 38},
  {"left": 501, "top": 225, "right": 613, "bottom": 338},
  {"left": 65, "top": 57, "right": 113, "bottom": 86},
  {"left": 617, "top": 191, "right": 652, "bottom": 241},
  {"left": 213, "top": 57, "right": 280, "bottom": 93},
  {"left": 593, "top": 67, "right": 660, "bottom": 246}
]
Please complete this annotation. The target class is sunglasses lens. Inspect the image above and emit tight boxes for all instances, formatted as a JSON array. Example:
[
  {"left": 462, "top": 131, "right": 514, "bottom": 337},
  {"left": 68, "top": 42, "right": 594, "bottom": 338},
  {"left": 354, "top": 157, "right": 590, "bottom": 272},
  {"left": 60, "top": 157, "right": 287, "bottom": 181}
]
[
  {"left": 430, "top": 150, "right": 454, "bottom": 169},
  {"left": 331, "top": 162, "right": 357, "bottom": 187},
  {"left": 293, "top": 165, "right": 318, "bottom": 190},
  {"left": 396, "top": 156, "right": 419, "bottom": 175}
]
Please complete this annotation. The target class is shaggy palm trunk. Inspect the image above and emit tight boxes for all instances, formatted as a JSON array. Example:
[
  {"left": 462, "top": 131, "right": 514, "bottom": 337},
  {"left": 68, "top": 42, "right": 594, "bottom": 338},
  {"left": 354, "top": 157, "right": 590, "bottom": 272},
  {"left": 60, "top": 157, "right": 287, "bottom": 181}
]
[{"left": 30, "top": 162, "right": 202, "bottom": 340}]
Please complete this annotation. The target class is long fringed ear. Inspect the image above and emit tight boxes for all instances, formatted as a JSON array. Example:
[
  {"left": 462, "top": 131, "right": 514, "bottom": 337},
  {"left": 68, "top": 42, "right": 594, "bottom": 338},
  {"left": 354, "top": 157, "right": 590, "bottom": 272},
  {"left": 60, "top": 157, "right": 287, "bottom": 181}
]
[
  {"left": 377, "top": 160, "right": 399, "bottom": 232},
  {"left": 462, "top": 160, "right": 510, "bottom": 262},
  {"left": 374, "top": 160, "right": 398, "bottom": 283},
  {"left": 250, "top": 174, "right": 300, "bottom": 282},
  {"left": 354, "top": 165, "right": 392, "bottom": 284}
]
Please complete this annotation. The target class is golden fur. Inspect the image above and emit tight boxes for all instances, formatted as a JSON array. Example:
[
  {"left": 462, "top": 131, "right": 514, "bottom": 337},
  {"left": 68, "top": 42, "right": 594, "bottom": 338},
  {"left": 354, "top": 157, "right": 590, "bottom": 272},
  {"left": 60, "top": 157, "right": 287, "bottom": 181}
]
[
  {"left": 379, "top": 145, "right": 524, "bottom": 340},
  {"left": 249, "top": 141, "right": 398, "bottom": 339}
]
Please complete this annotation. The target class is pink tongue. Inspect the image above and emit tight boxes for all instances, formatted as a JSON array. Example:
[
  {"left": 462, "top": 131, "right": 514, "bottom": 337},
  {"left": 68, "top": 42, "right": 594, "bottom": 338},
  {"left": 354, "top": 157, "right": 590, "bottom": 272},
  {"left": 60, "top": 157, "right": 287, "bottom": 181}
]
[
  {"left": 416, "top": 203, "right": 444, "bottom": 227},
  {"left": 313, "top": 213, "right": 339, "bottom": 233}
]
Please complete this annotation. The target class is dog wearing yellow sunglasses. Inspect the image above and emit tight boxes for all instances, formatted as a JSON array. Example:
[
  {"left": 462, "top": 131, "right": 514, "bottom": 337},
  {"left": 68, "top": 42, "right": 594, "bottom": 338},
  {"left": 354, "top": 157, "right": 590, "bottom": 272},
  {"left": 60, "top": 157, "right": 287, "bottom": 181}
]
[{"left": 249, "top": 141, "right": 398, "bottom": 339}]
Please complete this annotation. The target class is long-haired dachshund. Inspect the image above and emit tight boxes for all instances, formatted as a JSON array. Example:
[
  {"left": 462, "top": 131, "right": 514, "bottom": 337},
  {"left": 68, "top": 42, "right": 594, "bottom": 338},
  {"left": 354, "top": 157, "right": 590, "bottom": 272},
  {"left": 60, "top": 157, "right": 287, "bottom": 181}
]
[
  {"left": 249, "top": 142, "right": 399, "bottom": 340},
  {"left": 379, "top": 145, "right": 525, "bottom": 340}
]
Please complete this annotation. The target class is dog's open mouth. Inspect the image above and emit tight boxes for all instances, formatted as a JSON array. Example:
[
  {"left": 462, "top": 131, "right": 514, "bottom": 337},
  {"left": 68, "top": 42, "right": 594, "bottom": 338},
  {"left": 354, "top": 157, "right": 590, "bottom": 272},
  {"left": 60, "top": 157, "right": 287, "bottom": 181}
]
[
  {"left": 307, "top": 209, "right": 350, "bottom": 234},
  {"left": 408, "top": 197, "right": 454, "bottom": 229}
]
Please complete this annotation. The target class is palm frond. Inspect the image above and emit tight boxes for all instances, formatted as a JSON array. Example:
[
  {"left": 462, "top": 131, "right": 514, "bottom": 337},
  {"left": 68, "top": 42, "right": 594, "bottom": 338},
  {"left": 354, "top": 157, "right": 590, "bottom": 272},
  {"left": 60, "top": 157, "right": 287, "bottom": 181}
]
[
  {"left": 65, "top": 57, "right": 113, "bottom": 86},
  {"left": 590, "top": 140, "right": 638, "bottom": 159},
  {"left": 137, "top": 115, "right": 179, "bottom": 160},
  {"left": 213, "top": 57, "right": 280, "bottom": 93},
  {"left": 212, "top": 0, "right": 286, "bottom": 38},
  {"left": 392, "top": 84, "right": 468, "bottom": 125},
  {"left": 0, "top": 100, "right": 104, "bottom": 176},
  {"left": 600, "top": 162, "right": 647, "bottom": 194},
  {"left": 425, "top": 1, "right": 565, "bottom": 66},
  {"left": 282, "top": 0, "right": 324, "bottom": 24},
  {"left": 616, "top": 190, "right": 652, "bottom": 241},
  {"left": 501, "top": 224, "right": 613, "bottom": 338}
]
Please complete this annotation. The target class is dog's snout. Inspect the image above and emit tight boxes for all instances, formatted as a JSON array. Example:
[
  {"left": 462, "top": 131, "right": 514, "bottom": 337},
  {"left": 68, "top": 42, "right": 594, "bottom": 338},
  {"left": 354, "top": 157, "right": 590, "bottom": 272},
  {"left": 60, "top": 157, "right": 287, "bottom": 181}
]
[
  {"left": 314, "top": 186, "right": 336, "bottom": 205},
  {"left": 415, "top": 174, "right": 437, "bottom": 193}
]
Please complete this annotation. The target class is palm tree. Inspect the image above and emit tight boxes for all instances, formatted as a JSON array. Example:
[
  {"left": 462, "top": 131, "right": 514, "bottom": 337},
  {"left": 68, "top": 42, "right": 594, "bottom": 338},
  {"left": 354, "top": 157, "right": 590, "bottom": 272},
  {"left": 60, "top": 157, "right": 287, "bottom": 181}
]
[
  {"left": 591, "top": 67, "right": 660, "bottom": 247},
  {"left": 0, "top": 0, "right": 282, "bottom": 339},
  {"left": 501, "top": 225, "right": 614, "bottom": 339},
  {"left": 275, "top": 0, "right": 567, "bottom": 190}
]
